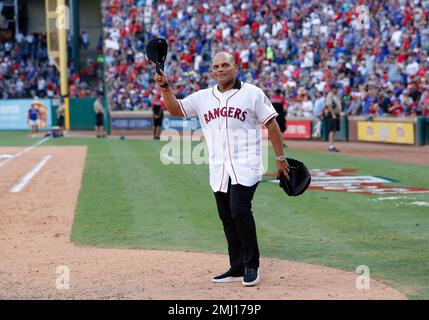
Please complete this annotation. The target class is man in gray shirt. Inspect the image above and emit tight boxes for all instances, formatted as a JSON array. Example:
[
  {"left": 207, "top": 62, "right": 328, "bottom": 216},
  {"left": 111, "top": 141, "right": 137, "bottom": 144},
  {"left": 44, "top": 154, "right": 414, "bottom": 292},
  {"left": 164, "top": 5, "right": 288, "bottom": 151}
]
[{"left": 324, "top": 83, "right": 342, "bottom": 152}]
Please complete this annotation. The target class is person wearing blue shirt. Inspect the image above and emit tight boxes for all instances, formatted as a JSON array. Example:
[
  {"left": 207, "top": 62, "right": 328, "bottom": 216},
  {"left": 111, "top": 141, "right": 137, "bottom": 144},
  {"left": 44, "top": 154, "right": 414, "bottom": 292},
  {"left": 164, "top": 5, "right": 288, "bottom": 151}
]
[
  {"left": 27, "top": 103, "right": 40, "bottom": 137},
  {"left": 363, "top": 86, "right": 377, "bottom": 114}
]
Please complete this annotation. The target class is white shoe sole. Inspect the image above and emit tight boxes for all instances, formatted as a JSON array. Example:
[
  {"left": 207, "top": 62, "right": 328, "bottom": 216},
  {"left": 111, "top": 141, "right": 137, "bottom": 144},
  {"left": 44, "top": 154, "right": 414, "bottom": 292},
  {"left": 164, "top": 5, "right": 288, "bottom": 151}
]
[
  {"left": 212, "top": 276, "right": 243, "bottom": 283},
  {"left": 242, "top": 274, "right": 260, "bottom": 287}
]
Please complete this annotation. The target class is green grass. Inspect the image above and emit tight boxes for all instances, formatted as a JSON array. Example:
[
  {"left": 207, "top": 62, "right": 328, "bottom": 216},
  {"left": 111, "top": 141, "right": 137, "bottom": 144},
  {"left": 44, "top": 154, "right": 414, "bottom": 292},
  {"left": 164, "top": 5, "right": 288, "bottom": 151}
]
[
  {"left": 0, "top": 130, "right": 37, "bottom": 146},
  {"left": 1, "top": 131, "right": 428, "bottom": 299}
]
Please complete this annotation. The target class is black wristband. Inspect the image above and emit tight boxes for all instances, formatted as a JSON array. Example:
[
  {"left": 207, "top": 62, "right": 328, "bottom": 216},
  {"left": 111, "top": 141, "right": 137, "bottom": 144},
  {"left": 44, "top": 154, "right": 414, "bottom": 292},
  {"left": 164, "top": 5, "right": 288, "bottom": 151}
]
[{"left": 159, "top": 83, "right": 169, "bottom": 89}]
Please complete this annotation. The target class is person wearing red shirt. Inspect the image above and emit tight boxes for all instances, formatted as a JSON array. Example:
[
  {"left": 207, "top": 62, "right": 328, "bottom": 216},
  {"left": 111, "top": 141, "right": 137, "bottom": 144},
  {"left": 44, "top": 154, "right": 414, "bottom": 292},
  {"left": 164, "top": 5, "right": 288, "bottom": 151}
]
[
  {"left": 403, "top": 37, "right": 410, "bottom": 50},
  {"left": 128, "top": 23, "right": 135, "bottom": 35},
  {"left": 216, "top": 29, "right": 222, "bottom": 43},
  {"left": 397, "top": 49, "right": 407, "bottom": 63},
  {"left": 327, "top": 37, "right": 334, "bottom": 49},
  {"left": 251, "top": 21, "right": 259, "bottom": 34},
  {"left": 418, "top": 67, "right": 428, "bottom": 78},
  {"left": 130, "top": 6, "right": 138, "bottom": 20},
  {"left": 189, "top": 40, "right": 197, "bottom": 54},
  {"left": 346, "top": 11, "right": 354, "bottom": 26},
  {"left": 336, "top": 36, "right": 344, "bottom": 47},
  {"left": 179, "top": 51, "right": 193, "bottom": 70},
  {"left": 388, "top": 100, "right": 405, "bottom": 116}
]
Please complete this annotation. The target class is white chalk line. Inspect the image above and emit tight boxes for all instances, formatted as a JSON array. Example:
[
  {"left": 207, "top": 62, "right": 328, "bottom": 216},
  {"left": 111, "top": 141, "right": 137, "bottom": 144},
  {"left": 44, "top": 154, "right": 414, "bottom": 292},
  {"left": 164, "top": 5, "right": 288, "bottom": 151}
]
[
  {"left": 373, "top": 196, "right": 417, "bottom": 202},
  {"left": 0, "top": 136, "right": 50, "bottom": 168},
  {"left": 10, "top": 155, "right": 52, "bottom": 193},
  {"left": 404, "top": 201, "right": 429, "bottom": 207}
]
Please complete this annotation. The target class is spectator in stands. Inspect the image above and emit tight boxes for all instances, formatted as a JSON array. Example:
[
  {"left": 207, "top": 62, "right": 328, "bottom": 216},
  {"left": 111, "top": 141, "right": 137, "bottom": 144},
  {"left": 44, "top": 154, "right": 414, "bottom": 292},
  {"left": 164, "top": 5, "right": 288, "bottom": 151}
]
[
  {"left": 313, "top": 90, "right": 325, "bottom": 137},
  {"left": 420, "top": 89, "right": 429, "bottom": 117},
  {"left": 347, "top": 94, "right": 362, "bottom": 116},
  {"left": 400, "top": 91, "right": 415, "bottom": 115},
  {"left": 287, "top": 93, "right": 301, "bottom": 118},
  {"left": 81, "top": 31, "right": 90, "bottom": 50},
  {"left": 388, "top": 99, "right": 405, "bottom": 117},
  {"left": 0, "top": 32, "right": 102, "bottom": 99},
  {"left": 379, "top": 91, "right": 393, "bottom": 115},
  {"left": 301, "top": 89, "right": 314, "bottom": 118}
]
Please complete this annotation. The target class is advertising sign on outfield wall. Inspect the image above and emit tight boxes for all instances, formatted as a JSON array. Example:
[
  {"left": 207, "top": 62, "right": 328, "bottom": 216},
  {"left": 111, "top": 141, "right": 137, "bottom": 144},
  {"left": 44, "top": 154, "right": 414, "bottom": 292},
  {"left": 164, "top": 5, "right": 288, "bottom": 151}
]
[
  {"left": 0, "top": 99, "right": 52, "bottom": 130},
  {"left": 111, "top": 117, "right": 153, "bottom": 130},
  {"left": 262, "top": 120, "right": 312, "bottom": 139},
  {"left": 283, "top": 120, "right": 312, "bottom": 139},
  {"left": 357, "top": 121, "right": 414, "bottom": 144},
  {"left": 162, "top": 117, "right": 201, "bottom": 131}
]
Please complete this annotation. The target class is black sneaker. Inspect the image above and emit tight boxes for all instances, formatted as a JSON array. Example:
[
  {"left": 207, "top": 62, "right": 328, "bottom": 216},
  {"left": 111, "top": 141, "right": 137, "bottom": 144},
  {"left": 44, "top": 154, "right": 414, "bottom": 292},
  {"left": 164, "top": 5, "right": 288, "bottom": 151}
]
[
  {"left": 328, "top": 147, "right": 340, "bottom": 152},
  {"left": 242, "top": 268, "right": 260, "bottom": 287},
  {"left": 212, "top": 268, "right": 243, "bottom": 283}
]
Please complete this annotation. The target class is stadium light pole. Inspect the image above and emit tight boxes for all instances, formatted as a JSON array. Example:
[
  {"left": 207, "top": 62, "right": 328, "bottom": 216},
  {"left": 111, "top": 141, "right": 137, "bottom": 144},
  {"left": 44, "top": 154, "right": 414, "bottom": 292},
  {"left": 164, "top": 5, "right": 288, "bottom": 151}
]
[
  {"left": 14, "top": 0, "right": 19, "bottom": 37},
  {"left": 46, "top": 0, "right": 69, "bottom": 128},
  {"left": 70, "top": 0, "right": 80, "bottom": 72},
  {"left": 58, "top": 0, "right": 67, "bottom": 97}
]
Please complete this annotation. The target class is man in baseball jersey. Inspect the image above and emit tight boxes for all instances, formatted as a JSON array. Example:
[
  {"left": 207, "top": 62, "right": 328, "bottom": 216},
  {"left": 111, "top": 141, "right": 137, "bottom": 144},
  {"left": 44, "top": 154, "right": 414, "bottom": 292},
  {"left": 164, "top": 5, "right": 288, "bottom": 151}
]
[{"left": 154, "top": 52, "right": 289, "bottom": 287}]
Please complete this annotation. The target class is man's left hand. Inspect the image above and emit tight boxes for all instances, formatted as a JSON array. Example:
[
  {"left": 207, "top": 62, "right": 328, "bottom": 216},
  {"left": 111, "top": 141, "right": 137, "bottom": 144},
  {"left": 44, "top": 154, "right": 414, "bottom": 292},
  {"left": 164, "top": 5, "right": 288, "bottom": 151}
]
[{"left": 277, "top": 159, "right": 290, "bottom": 180}]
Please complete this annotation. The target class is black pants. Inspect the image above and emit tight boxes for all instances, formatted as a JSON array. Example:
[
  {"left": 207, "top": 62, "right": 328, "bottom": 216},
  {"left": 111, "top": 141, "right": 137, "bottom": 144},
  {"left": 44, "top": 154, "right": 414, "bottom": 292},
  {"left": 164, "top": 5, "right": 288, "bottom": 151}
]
[
  {"left": 214, "top": 179, "right": 260, "bottom": 271},
  {"left": 324, "top": 113, "right": 340, "bottom": 132},
  {"left": 275, "top": 113, "right": 286, "bottom": 133}
]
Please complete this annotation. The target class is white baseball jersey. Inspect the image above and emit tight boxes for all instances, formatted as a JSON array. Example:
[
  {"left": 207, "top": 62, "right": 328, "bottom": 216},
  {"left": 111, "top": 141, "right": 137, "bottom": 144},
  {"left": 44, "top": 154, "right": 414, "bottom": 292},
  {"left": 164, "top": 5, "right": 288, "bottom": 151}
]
[{"left": 178, "top": 79, "right": 278, "bottom": 193}]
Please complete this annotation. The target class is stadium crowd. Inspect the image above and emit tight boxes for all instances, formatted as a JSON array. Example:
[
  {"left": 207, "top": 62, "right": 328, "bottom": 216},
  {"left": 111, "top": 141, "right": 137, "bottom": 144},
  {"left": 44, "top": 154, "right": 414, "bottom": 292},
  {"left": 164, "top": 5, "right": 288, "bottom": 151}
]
[
  {"left": 2, "top": 0, "right": 429, "bottom": 118},
  {"left": 0, "top": 32, "right": 103, "bottom": 99},
  {"left": 102, "top": 0, "right": 429, "bottom": 117}
]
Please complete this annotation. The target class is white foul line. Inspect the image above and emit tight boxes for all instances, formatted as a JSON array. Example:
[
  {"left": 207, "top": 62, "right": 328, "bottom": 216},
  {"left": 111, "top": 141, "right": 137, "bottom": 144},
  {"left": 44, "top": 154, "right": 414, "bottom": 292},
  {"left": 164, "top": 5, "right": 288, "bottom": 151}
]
[
  {"left": 10, "top": 155, "right": 52, "bottom": 193},
  {"left": 0, "top": 136, "right": 50, "bottom": 168}
]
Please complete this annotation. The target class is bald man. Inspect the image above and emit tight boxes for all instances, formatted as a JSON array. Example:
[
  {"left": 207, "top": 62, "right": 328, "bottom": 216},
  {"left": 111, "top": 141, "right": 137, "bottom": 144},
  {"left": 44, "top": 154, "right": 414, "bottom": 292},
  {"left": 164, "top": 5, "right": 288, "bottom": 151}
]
[{"left": 154, "top": 52, "right": 289, "bottom": 287}]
